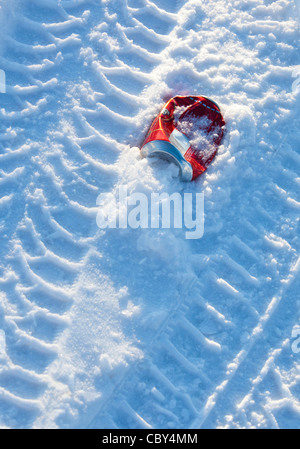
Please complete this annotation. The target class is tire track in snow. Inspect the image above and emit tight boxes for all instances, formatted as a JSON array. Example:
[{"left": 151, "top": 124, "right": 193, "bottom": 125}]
[
  {"left": 196, "top": 257, "right": 300, "bottom": 428},
  {"left": 0, "top": 0, "right": 96, "bottom": 428},
  {"left": 0, "top": 0, "right": 182, "bottom": 428}
]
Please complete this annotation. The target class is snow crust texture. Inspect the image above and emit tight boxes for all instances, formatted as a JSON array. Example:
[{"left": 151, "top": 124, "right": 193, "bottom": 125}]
[{"left": 0, "top": 0, "right": 299, "bottom": 429}]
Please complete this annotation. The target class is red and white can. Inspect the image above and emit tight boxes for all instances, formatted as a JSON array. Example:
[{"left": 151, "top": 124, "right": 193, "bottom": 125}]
[{"left": 141, "top": 95, "right": 225, "bottom": 181}]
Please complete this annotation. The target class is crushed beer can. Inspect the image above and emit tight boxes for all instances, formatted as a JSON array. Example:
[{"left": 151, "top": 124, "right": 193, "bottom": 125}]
[{"left": 141, "top": 95, "right": 225, "bottom": 181}]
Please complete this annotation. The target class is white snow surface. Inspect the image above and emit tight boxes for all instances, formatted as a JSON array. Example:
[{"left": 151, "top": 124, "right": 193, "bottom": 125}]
[{"left": 0, "top": 0, "right": 299, "bottom": 429}]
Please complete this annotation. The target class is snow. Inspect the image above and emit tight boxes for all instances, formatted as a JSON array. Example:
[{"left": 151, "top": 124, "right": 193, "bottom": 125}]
[
  {"left": 174, "top": 106, "right": 220, "bottom": 163},
  {"left": 0, "top": 0, "right": 299, "bottom": 429}
]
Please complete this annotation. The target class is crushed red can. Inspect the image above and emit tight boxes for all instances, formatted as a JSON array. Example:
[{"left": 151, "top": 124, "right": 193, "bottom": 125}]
[{"left": 141, "top": 95, "right": 225, "bottom": 181}]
